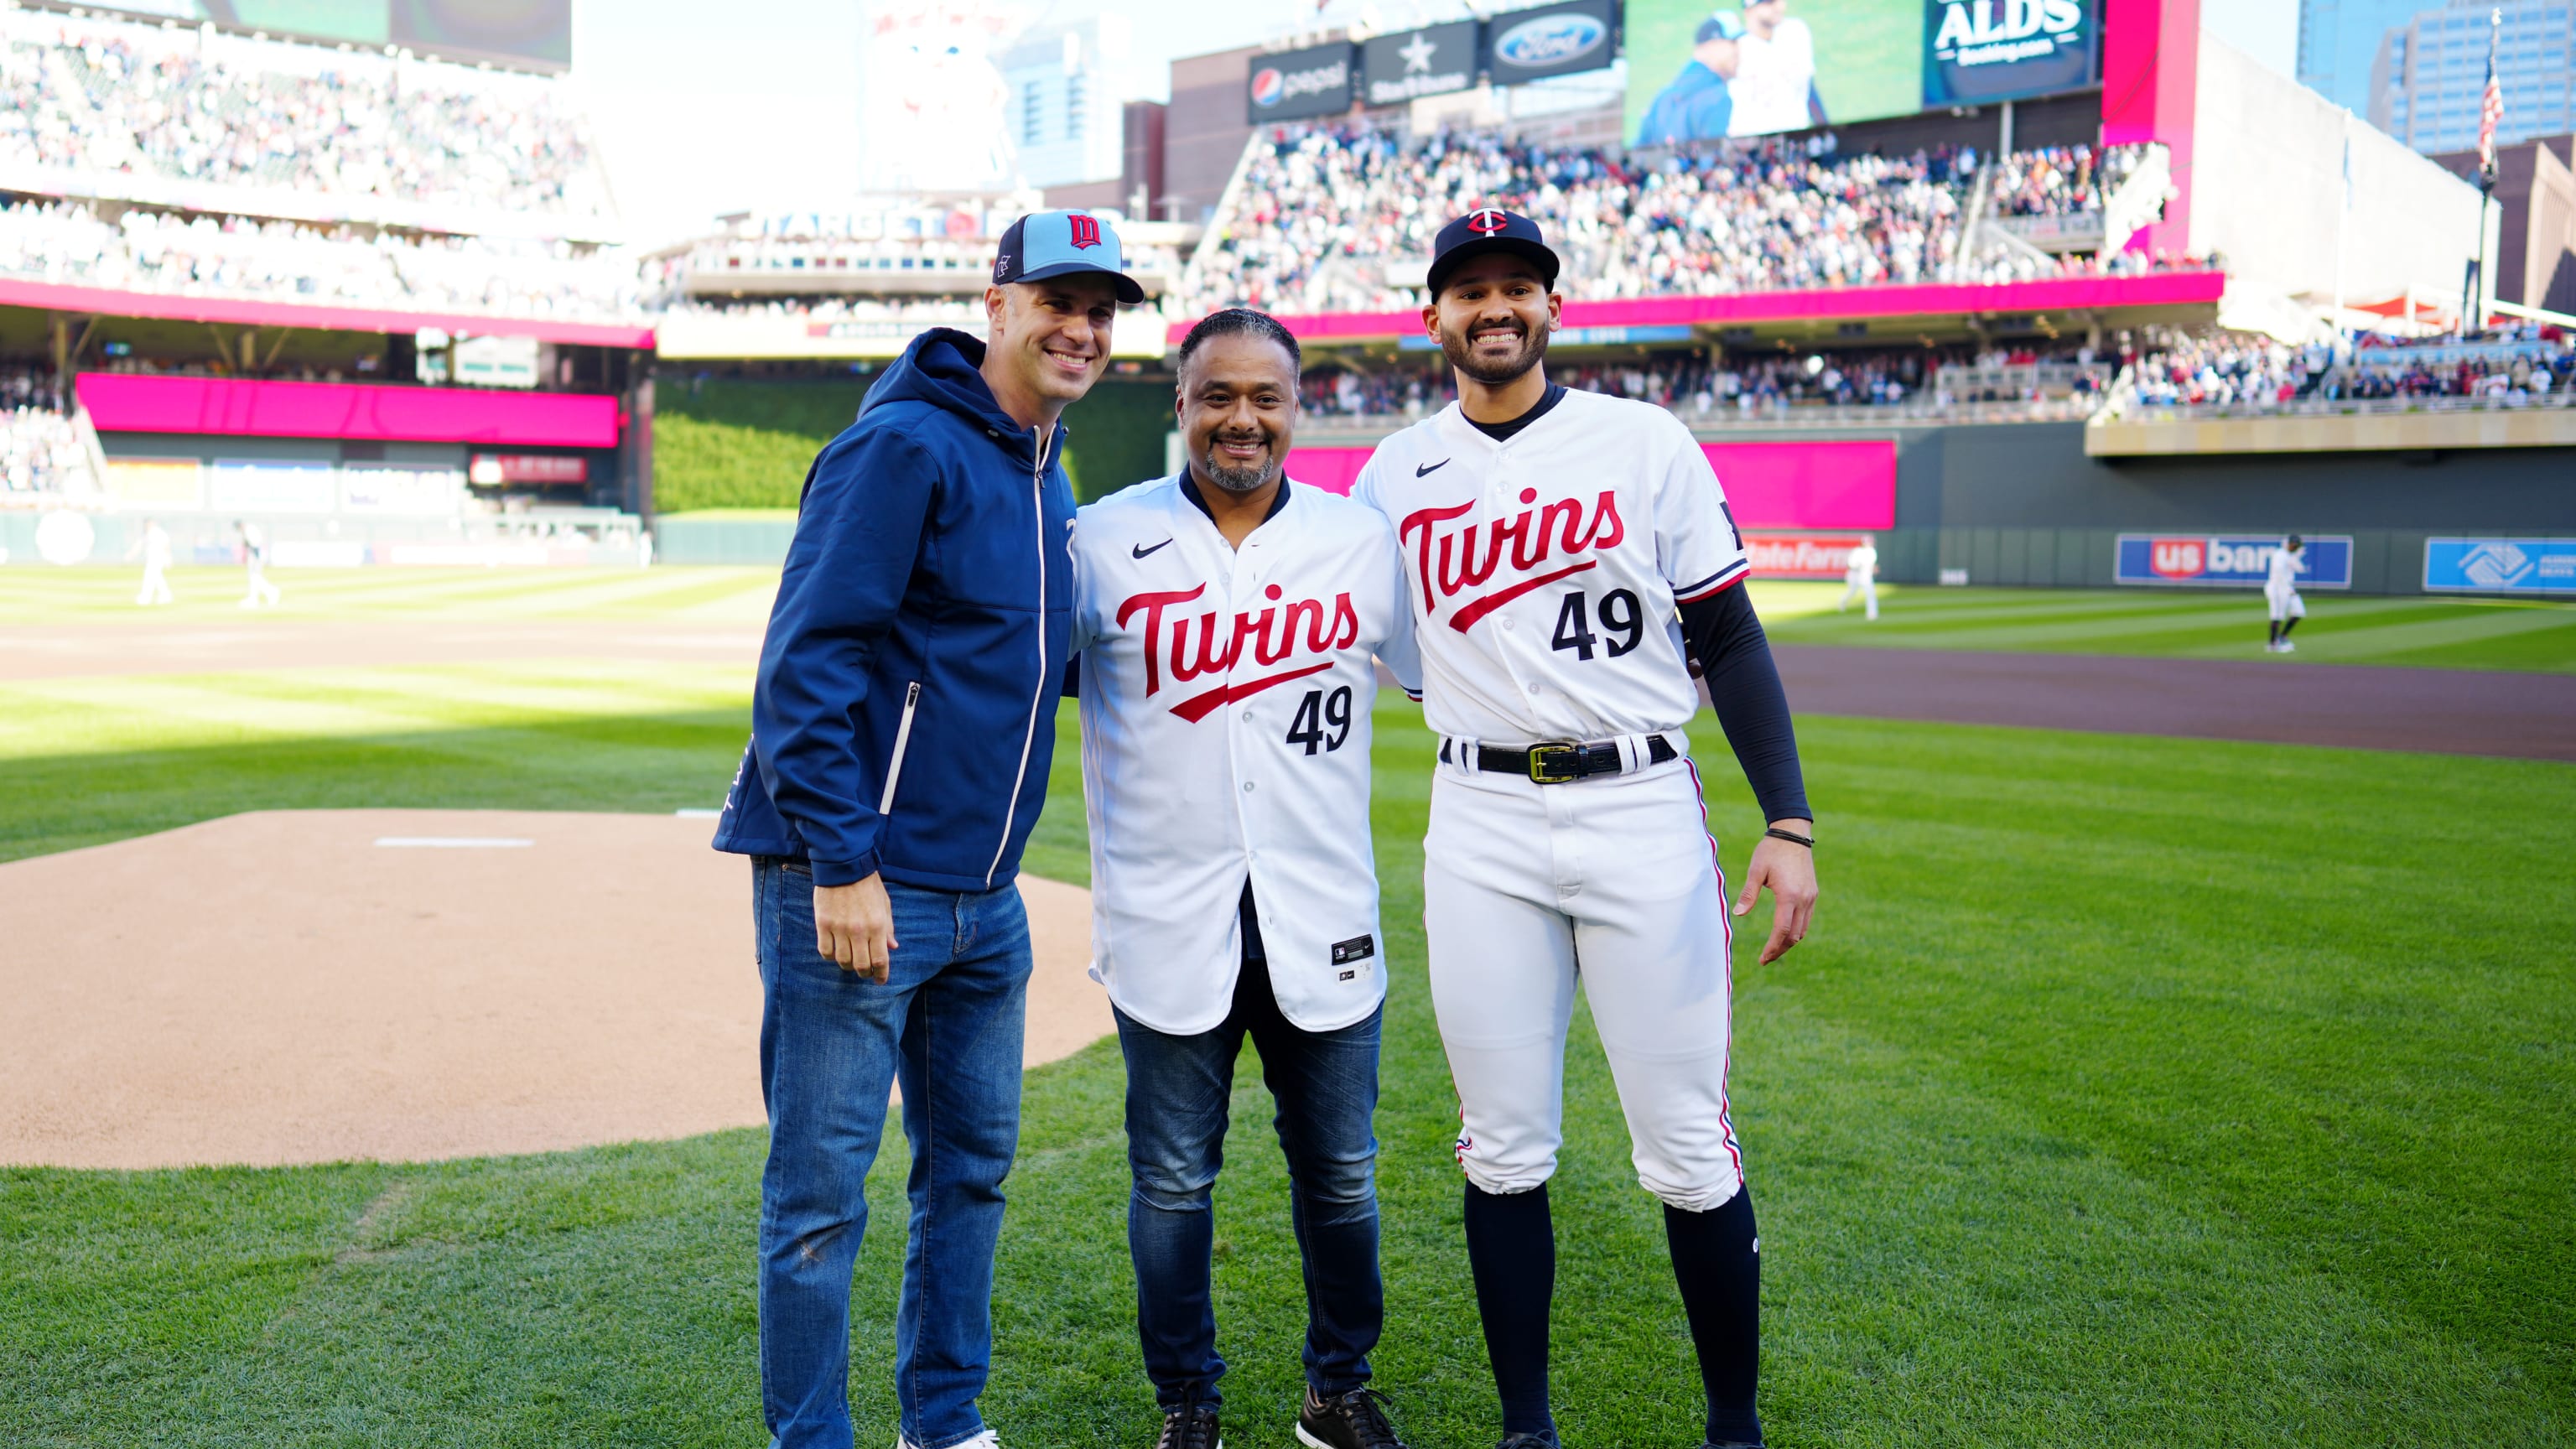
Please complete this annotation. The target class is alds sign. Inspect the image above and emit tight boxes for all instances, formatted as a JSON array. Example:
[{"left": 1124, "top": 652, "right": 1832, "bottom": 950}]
[{"left": 1924, "top": 0, "right": 2099, "bottom": 106}]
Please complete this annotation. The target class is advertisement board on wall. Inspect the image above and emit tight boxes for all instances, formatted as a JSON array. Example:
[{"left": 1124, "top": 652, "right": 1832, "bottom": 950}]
[
  {"left": 1922, "top": 0, "right": 2100, "bottom": 106},
  {"left": 1626, "top": 0, "right": 2100, "bottom": 144},
  {"left": 2423, "top": 538, "right": 2576, "bottom": 595},
  {"left": 67, "top": 2, "right": 569, "bottom": 70},
  {"left": 1484, "top": 0, "right": 1620, "bottom": 84},
  {"left": 342, "top": 463, "right": 465, "bottom": 516},
  {"left": 1745, "top": 532, "right": 1875, "bottom": 579},
  {"left": 2115, "top": 534, "right": 2354, "bottom": 589},
  {"left": 1246, "top": 42, "right": 1358, "bottom": 123},
  {"left": 208, "top": 460, "right": 337, "bottom": 515},
  {"left": 1363, "top": 21, "right": 1478, "bottom": 106}
]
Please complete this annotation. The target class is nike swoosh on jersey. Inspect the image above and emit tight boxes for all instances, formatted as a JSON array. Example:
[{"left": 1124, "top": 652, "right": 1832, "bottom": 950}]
[
  {"left": 1415, "top": 460, "right": 1451, "bottom": 477},
  {"left": 1132, "top": 538, "right": 1175, "bottom": 558}
]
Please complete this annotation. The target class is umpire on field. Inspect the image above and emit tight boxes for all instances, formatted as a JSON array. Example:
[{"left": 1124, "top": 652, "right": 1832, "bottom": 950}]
[{"left": 713, "top": 210, "right": 1144, "bottom": 1449}]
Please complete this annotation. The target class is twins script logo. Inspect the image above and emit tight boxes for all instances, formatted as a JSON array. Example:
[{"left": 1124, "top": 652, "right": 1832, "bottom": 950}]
[
  {"left": 1116, "top": 583, "right": 1359, "bottom": 721},
  {"left": 1400, "top": 487, "right": 1625, "bottom": 631},
  {"left": 1066, "top": 213, "right": 1103, "bottom": 250}
]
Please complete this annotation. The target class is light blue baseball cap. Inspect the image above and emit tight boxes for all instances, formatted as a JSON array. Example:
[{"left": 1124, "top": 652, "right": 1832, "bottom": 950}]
[{"left": 990, "top": 209, "right": 1145, "bottom": 304}]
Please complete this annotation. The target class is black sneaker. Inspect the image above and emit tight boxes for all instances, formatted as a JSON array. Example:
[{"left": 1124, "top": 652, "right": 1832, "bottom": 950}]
[
  {"left": 1497, "top": 1434, "right": 1560, "bottom": 1449},
  {"left": 1296, "top": 1385, "right": 1407, "bottom": 1449},
  {"left": 1154, "top": 1400, "right": 1219, "bottom": 1449}
]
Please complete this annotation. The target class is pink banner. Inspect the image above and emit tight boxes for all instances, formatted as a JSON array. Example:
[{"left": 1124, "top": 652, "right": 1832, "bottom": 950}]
[
  {"left": 1280, "top": 438, "right": 1893, "bottom": 529},
  {"left": 0, "top": 277, "right": 653, "bottom": 349},
  {"left": 1171, "top": 271, "right": 2226, "bottom": 345},
  {"left": 79, "top": 372, "right": 622, "bottom": 448}
]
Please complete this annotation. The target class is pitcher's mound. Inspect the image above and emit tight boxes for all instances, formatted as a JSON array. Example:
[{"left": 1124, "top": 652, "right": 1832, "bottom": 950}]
[{"left": 0, "top": 810, "right": 1109, "bottom": 1170}]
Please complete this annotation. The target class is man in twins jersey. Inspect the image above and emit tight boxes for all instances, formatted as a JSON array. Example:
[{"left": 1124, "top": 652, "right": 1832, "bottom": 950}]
[
  {"left": 1071, "top": 309, "right": 1421, "bottom": 1449},
  {"left": 1351, "top": 212, "right": 1820, "bottom": 1449}
]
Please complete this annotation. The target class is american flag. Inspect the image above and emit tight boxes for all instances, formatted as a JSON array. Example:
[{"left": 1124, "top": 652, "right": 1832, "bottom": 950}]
[{"left": 2477, "top": 8, "right": 2504, "bottom": 175}]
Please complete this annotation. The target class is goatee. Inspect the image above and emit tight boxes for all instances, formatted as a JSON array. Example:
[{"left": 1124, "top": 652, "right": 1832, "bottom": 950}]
[
  {"left": 1201, "top": 439, "right": 1280, "bottom": 494},
  {"left": 1441, "top": 320, "right": 1549, "bottom": 386}
]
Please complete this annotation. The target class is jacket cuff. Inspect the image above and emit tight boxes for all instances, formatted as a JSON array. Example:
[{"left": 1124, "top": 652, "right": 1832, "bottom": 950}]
[{"left": 808, "top": 849, "right": 881, "bottom": 888}]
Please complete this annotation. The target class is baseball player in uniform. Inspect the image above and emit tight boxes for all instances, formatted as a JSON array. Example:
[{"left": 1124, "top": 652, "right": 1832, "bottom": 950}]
[
  {"left": 2265, "top": 534, "right": 2306, "bottom": 652},
  {"left": 1352, "top": 211, "right": 1819, "bottom": 1449},
  {"left": 1836, "top": 538, "right": 1878, "bottom": 621},
  {"left": 1072, "top": 309, "right": 1421, "bottom": 1449}
]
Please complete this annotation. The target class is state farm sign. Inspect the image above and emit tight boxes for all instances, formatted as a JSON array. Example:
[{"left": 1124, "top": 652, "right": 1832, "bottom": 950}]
[{"left": 1746, "top": 532, "right": 1872, "bottom": 579}]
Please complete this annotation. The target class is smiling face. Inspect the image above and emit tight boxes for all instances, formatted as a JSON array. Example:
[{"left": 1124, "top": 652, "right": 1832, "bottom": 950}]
[
  {"left": 1746, "top": 0, "right": 1786, "bottom": 37},
  {"left": 1426, "top": 252, "right": 1561, "bottom": 387},
  {"left": 1694, "top": 34, "right": 1742, "bottom": 76},
  {"left": 1178, "top": 331, "right": 1300, "bottom": 496},
  {"left": 983, "top": 276, "right": 1119, "bottom": 420}
]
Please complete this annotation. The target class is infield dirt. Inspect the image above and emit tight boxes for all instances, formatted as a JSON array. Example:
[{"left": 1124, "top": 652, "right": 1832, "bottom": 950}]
[{"left": 0, "top": 808, "right": 1108, "bottom": 1171}]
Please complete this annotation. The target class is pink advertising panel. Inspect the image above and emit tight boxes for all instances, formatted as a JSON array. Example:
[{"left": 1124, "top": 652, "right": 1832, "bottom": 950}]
[
  {"left": 0, "top": 278, "right": 654, "bottom": 348},
  {"left": 1281, "top": 439, "right": 1894, "bottom": 531},
  {"left": 78, "top": 373, "right": 622, "bottom": 449}
]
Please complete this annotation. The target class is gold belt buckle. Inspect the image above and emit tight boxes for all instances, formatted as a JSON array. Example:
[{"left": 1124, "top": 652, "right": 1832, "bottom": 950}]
[{"left": 1526, "top": 740, "right": 1584, "bottom": 784}]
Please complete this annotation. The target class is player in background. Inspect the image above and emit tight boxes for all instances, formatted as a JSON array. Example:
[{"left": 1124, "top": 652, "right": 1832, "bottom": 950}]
[
  {"left": 1072, "top": 309, "right": 1420, "bottom": 1449},
  {"left": 235, "top": 519, "right": 279, "bottom": 609},
  {"left": 130, "top": 517, "right": 173, "bottom": 606},
  {"left": 1727, "top": 0, "right": 1826, "bottom": 137},
  {"left": 1836, "top": 537, "right": 1878, "bottom": 621},
  {"left": 2266, "top": 534, "right": 2307, "bottom": 652},
  {"left": 1353, "top": 211, "right": 1818, "bottom": 1449}
]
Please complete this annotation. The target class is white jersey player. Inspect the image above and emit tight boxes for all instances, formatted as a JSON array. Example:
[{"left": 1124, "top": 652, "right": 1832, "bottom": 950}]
[
  {"left": 1072, "top": 309, "right": 1422, "bottom": 1449},
  {"left": 2266, "top": 535, "right": 2307, "bottom": 653},
  {"left": 132, "top": 517, "right": 173, "bottom": 606},
  {"left": 1837, "top": 538, "right": 1878, "bottom": 621},
  {"left": 1353, "top": 210, "right": 1817, "bottom": 1449}
]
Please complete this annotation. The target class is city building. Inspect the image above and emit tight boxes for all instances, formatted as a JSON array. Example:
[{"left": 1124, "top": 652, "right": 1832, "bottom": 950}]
[
  {"left": 996, "top": 14, "right": 1135, "bottom": 192},
  {"left": 2300, "top": 0, "right": 2444, "bottom": 114},
  {"left": 2369, "top": 0, "right": 2575, "bottom": 154}
]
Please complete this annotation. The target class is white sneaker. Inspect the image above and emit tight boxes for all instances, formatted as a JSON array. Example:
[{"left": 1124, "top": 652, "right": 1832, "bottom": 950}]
[
  {"left": 2279, "top": 641, "right": 2296, "bottom": 652},
  {"left": 898, "top": 1433, "right": 1000, "bottom": 1449}
]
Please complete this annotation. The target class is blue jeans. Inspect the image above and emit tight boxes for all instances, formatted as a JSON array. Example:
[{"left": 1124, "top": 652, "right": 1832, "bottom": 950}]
[
  {"left": 753, "top": 859, "right": 1031, "bottom": 1449},
  {"left": 1115, "top": 953, "right": 1384, "bottom": 1410}
]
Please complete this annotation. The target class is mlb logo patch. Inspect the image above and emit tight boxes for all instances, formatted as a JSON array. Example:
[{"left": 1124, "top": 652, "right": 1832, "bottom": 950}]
[{"left": 1332, "top": 934, "right": 1375, "bottom": 967}]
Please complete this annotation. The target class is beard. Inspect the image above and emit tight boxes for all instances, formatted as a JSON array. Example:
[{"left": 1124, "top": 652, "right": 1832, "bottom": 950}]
[
  {"left": 1199, "top": 433, "right": 1281, "bottom": 494},
  {"left": 1440, "top": 316, "right": 1550, "bottom": 386}
]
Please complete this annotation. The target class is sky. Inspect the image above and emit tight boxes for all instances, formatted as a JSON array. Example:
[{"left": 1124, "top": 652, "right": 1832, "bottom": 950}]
[{"left": 572, "top": 0, "right": 2307, "bottom": 245}]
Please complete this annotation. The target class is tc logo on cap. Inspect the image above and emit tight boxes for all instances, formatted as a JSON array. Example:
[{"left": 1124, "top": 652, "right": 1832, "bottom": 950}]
[
  {"left": 1067, "top": 214, "right": 1102, "bottom": 250},
  {"left": 1467, "top": 209, "right": 1510, "bottom": 236}
]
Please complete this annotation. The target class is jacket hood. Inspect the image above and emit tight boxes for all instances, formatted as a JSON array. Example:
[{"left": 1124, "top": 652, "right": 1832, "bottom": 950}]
[{"left": 864, "top": 327, "right": 1062, "bottom": 459}]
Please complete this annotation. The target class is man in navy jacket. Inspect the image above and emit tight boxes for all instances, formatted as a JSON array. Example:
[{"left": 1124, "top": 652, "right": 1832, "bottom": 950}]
[{"left": 714, "top": 210, "right": 1143, "bottom": 1449}]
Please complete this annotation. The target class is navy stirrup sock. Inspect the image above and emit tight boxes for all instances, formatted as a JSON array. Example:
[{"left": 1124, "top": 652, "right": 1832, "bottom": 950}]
[
  {"left": 1665, "top": 1186, "right": 1763, "bottom": 1445},
  {"left": 1463, "top": 1181, "right": 1556, "bottom": 1439}
]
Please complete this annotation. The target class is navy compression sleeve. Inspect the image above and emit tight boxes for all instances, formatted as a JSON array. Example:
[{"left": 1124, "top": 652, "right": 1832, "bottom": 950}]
[{"left": 1677, "top": 584, "right": 1811, "bottom": 824}]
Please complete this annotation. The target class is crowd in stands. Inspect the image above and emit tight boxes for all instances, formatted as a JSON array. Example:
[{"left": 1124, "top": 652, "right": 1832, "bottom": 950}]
[
  {"left": 1183, "top": 127, "right": 2171, "bottom": 315},
  {"left": 1296, "top": 341, "right": 2116, "bottom": 421},
  {"left": 0, "top": 8, "right": 607, "bottom": 217},
  {"left": 0, "top": 364, "right": 78, "bottom": 496},
  {"left": 2117, "top": 325, "right": 2573, "bottom": 409},
  {"left": 0, "top": 198, "right": 657, "bottom": 321}
]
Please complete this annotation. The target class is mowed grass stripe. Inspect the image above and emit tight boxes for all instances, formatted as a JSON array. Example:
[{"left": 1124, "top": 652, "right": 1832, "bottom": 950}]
[{"left": 0, "top": 567, "right": 782, "bottom": 623}]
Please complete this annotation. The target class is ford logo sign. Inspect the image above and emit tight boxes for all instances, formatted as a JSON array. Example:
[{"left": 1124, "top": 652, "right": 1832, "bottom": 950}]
[
  {"left": 1250, "top": 67, "right": 1284, "bottom": 106},
  {"left": 1493, "top": 13, "right": 1607, "bottom": 70}
]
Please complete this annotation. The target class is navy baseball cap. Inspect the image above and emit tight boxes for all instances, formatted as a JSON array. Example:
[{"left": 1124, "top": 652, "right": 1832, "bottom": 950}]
[
  {"left": 1426, "top": 209, "right": 1562, "bottom": 298},
  {"left": 1697, "top": 12, "right": 1748, "bottom": 42},
  {"left": 991, "top": 209, "right": 1145, "bottom": 304}
]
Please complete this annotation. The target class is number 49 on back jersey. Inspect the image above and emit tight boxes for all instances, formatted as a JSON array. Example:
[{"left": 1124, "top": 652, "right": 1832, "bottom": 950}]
[{"left": 1352, "top": 388, "right": 1748, "bottom": 745}]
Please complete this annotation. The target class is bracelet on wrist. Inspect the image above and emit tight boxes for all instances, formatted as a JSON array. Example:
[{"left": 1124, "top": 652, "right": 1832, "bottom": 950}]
[{"left": 1764, "top": 826, "right": 1815, "bottom": 849}]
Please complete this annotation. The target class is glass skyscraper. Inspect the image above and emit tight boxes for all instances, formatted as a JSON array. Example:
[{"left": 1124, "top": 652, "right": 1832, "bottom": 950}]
[{"left": 2369, "top": 0, "right": 2573, "bottom": 154}]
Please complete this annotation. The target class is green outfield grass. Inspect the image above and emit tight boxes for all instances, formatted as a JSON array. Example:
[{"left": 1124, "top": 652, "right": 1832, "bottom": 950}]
[
  {"left": 1757, "top": 582, "right": 2576, "bottom": 671},
  {"left": 0, "top": 565, "right": 779, "bottom": 625},
  {"left": 3, "top": 589, "right": 2570, "bottom": 1446}
]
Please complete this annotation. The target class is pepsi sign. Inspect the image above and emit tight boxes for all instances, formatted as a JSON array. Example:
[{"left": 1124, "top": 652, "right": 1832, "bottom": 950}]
[
  {"left": 1245, "top": 42, "right": 1355, "bottom": 123},
  {"left": 1486, "top": 0, "right": 1618, "bottom": 83},
  {"left": 2115, "top": 534, "right": 2354, "bottom": 589}
]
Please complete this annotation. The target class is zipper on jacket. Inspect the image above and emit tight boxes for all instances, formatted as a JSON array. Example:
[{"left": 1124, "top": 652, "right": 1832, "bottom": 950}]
[
  {"left": 878, "top": 681, "right": 922, "bottom": 815},
  {"left": 985, "top": 423, "right": 1052, "bottom": 887}
]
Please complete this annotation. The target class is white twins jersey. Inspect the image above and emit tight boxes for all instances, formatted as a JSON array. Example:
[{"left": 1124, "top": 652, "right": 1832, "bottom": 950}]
[
  {"left": 1071, "top": 475, "right": 1420, "bottom": 1036},
  {"left": 1352, "top": 390, "right": 1750, "bottom": 745},
  {"left": 2266, "top": 545, "right": 2304, "bottom": 595}
]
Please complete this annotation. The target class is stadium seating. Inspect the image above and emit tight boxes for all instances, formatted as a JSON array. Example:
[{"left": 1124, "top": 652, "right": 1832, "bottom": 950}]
[
  {"left": 2111, "top": 327, "right": 2574, "bottom": 413},
  {"left": 0, "top": 366, "right": 77, "bottom": 496},
  {"left": 0, "top": 197, "right": 657, "bottom": 322},
  {"left": 1180, "top": 126, "right": 2177, "bottom": 316},
  {"left": 0, "top": 8, "right": 609, "bottom": 219}
]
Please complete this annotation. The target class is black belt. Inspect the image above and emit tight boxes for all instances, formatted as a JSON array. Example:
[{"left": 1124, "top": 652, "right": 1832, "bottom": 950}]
[{"left": 1441, "top": 734, "right": 1677, "bottom": 784}]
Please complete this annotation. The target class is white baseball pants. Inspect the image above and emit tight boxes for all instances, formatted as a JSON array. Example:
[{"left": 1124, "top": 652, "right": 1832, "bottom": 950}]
[
  {"left": 2267, "top": 586, "right": 2305, "bottom": 622},
  {"left": 1421, "top": 750, "right": 1744, "bottom": 1212}
]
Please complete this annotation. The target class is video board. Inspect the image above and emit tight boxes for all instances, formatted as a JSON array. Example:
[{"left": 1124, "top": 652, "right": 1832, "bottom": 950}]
[
  {"left": 1627, "top": 0, "right": 2099, "bottom": 146},
  {"left": 39, "top": 0, "right": 570, "bottom": 71}
]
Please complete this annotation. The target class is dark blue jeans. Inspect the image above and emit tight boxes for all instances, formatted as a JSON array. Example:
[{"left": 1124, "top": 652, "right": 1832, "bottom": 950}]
[
  {"left": 753, "top": 859, "right": 1031, "bottom": 1449},
  {"left": 1115, "top": 953, "right": 1384, "bottom": 1410}
]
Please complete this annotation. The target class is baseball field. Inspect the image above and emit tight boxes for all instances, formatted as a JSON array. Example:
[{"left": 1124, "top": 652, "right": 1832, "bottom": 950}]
[{"left": 3, "top": 567, "right": 2571, "bottom": 1447}]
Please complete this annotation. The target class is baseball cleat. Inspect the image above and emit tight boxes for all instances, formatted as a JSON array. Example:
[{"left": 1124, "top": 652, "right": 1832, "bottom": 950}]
[
  {"left": 1152, "top": 1400, "right": 1219, "bottom": 1449},
  {"left": 1496, "top": 1434, "right": 1561, "bottom": 1449},
  {"left": 1296, "top": 1384, "right": 1407, "bottom": 1448}
]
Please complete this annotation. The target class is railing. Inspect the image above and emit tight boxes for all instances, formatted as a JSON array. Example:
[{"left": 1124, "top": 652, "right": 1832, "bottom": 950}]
[
  {"left": 1296, "top": 394, "right": 2101, "bottom": 435},
  {"left": 2096, "top": 388, "right": 2576, "bottom": 425}
]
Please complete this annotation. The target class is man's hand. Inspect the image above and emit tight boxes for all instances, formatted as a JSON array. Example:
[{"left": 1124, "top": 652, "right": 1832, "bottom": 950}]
[
  {"left": 1732, "top": 819, "right": 1817, "bottom": 965},
  {"left": 814, "top": 874, "right": 897, "bottom": 984}
]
